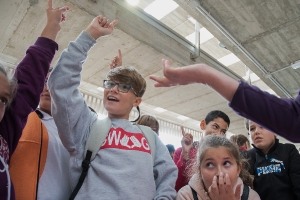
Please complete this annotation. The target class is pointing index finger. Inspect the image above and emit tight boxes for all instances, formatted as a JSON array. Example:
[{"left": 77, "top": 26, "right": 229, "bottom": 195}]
[{"left": 48, "top": 0, "right": 53, "bottom": 9}]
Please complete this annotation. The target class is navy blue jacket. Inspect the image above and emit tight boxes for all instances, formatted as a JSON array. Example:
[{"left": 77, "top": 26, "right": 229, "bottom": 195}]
[{"left": 245, "top": 139, "right": 300, "bottom": 200}]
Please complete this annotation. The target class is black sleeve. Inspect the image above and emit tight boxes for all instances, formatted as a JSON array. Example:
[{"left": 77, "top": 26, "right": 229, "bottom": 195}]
[{"left": 286, "top": 144, "right": 300, "bottom": 199}]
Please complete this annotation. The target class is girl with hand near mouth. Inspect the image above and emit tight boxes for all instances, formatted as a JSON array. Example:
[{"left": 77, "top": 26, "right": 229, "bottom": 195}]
[{"left": 176, "top": 135, "right": 260, "bottom": 200}]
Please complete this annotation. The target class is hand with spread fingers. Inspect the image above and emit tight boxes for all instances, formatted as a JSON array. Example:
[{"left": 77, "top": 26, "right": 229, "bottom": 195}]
[
  {"left": 86, "top": 15, "right": 118, "bottom": 40},
  {"left": 149, "top": 59, "right": 208, "bottom": 87},
  {"left": 208, "top": 172, "right": 242, "bottom": 200},
  {"left": 41, "top": 0, "right": 70, "bottom": 41},
  {"left": 109, "top": 49, "right": 123, "bottom": 69},
  {"left": 180, "top": 126, "right": 193, "bottom": 160}
]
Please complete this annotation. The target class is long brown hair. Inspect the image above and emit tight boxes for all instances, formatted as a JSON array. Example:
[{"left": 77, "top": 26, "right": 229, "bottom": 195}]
[
  {"left": 190, "top": 135, "right": 253, "bottom": 187},
  {"left": 135, "top": 115, "right": 159, "bottom": 134}
]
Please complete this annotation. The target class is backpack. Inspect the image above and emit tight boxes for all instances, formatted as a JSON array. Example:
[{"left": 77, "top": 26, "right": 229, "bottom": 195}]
[{"left": 69, "top": 117, "right": 156, "bottom": 200}]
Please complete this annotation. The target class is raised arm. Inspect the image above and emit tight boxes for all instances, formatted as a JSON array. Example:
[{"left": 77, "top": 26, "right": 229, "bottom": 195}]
[
  {"left": 48, "top": 15, "right": 117, "bottom": 152},
  {"left": 0, "top": 0, "right": 69, "bottom": 155},
  {"left": 109, "top": 49, "right": 122, "bottom": 69},
  {"left": 150, "top": 59, "right": 300, "bottom": 142},
  {"left": 149, "top": 59, "right": 238, "bottom": 101}
]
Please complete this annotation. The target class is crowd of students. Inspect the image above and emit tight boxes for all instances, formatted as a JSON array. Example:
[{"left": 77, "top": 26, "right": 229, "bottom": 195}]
[{"left": 1, "top": 0, "right": 300, "bottom": 199}]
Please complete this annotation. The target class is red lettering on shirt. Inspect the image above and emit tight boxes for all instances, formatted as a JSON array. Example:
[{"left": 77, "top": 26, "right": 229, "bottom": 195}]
[{"left": 100, "top": 127, "right": 151, "bottom": 154}]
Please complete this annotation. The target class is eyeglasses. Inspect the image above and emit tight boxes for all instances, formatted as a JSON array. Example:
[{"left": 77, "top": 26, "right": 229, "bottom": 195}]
[{"left": 103, "top": 80, "right": 137, "bottom": 96}]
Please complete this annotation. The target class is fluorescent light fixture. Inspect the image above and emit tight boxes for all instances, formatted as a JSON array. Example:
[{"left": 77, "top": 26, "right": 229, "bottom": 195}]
[
  {"left": 217, "top": 53, "right": 240, "bottom": 66},
  {"left": 97, "top": 113, "right": 107, "bottom": 120},
  {"left": 291, "top": 60, "right": 300, "bottom": 69},
  {"left": 177, "top": 115, "right": 189, "bottom": 121},
  {"left": 126, "top": 0, "right": 139, "bottom": 6},
  {"left": 185, "top": 28, "right": 214, "bottom": 44},
  {"left": 97, "top": 87, "right": 104, "bottom": 91},
  {"left": 144, "top": 0, "right": 179, "bottom": 20},
  {"left": 154, "top": 107, "right": 167, "bottom": 113}
]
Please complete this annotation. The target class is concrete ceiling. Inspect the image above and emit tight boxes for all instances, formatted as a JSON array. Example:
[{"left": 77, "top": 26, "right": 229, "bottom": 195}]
[{"left": 1, "top": 0, "right": 299, "bottom": 147}]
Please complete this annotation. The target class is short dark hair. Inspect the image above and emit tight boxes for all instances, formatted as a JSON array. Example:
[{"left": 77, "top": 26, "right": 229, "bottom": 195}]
[
  {"left": 205, "top": 110, "right": 230, "bottom": 127},
  {"left": 236, "top": 134, "right": 249, "bottom": 146}
]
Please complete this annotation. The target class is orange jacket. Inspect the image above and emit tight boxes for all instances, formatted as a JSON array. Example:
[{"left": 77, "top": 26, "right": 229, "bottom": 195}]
[{"left": 9, "top": 111, "right": 49, "bottom": 200}]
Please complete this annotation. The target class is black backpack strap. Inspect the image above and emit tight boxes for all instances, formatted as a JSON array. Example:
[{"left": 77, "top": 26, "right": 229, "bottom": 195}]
[
  {"left": 241, "top": 184, "right": 249, "bottom": 200},
  {"left": 190, "top": 185, "right": 199, "bottom": 200},
  {"left": 69, "top": 150, "right": 92, "bottom": 200}
]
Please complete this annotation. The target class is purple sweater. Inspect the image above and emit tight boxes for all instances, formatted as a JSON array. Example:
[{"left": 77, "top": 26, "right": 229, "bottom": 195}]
[
  {"left": 230, "top": 81, "right": 300, "bottom": 143},
  {"left": 0, "top": 37, "right": 57, "bottom": 200}
]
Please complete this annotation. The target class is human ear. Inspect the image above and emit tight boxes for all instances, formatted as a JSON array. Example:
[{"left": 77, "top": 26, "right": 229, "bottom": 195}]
[
  {"left": 133, "top": 97, "right": 142, "bottom": 107},
  {"left": 200, "top": 120, "right": 206, "bottom": 130}
]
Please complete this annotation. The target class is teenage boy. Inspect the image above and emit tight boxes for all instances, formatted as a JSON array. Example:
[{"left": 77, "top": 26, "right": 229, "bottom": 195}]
[
  {"left": 149, "top": 60, "right": 300, "bottom": 143},
  {"left": 245, "top": 120, "right": 300, "bottom": 200},
  {"left": 174, "top": 110, "right": 230, "bottom": 191},
  {"left": 48, "top": 15, "right": 177, "bottom": 199}
]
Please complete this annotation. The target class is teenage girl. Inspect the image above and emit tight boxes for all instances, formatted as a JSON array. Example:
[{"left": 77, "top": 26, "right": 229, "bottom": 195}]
[{"left": 176, "top": 135, "right": 260, "bottom": 200}]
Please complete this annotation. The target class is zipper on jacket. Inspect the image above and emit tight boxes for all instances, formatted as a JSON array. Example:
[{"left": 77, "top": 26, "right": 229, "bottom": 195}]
[{"left": 265, "top": 155, "right": 268, "bottom": 160}]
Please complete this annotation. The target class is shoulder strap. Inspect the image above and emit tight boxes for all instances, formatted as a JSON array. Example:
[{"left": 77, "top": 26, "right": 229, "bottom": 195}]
[
  {"left": 241, "top": 184, "right": 249, "bottom": 200},
  {"left": 69, "top": 117, "right": 111, "bottom": 200},
  {"left": 69, "top": 118, "right": 156, "bottom": 200},
  {"left": 84, "top": 117, "right": 112, "bottom": 161},
  {"left": 69, "top": 150, "right": 92, "bottom": 200},
  {"left": 135, "top": 124, "right": 155, "bottom": 165},
  {"left": 190, "top": 185, "right": 199, "bottom": 200}
]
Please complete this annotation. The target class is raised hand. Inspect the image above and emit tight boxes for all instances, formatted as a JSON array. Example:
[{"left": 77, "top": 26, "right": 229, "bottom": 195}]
[
  {"left": 86, "top": 15, "right": 118, "bottom": 40},
  {"left": 180, "top": 126, "right": 193, "bottom": 160},
  {"left": 41, "top": 0, "right": 70, "bottom": 40},
  {"left": 149, "top": 59, "right": 209, "bottom": 87},
  {"left": 109, "top": 49, "right": 123, "bottom": 69},
  {"left": 208, "top": 172, "right": 242, "bottom": 200}
]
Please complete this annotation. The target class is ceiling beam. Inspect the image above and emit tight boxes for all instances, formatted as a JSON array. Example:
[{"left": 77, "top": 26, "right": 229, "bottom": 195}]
[{"left": 66, "top": 0, "right": 242, "bottom": 81}]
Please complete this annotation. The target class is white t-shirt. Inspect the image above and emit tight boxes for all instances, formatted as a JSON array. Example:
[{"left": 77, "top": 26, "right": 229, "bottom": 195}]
[{"left": 37, "top": 110, "right": 71, "bottom": 200}]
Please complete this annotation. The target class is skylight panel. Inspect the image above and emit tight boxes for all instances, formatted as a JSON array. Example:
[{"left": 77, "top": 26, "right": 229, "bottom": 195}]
[
  {"left": 144, "top": 0, "right": 179, "bottom": 20},
  {"left": 217, "top": 53, "right": 240, "bottom": 66},
  {"left": 185, "top": 28, "right": 214, "bottom": 44}
]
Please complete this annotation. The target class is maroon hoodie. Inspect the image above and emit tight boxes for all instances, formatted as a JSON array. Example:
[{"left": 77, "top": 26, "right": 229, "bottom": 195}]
[
  {"left": 230, "top": 81, "right": 300, "bottom": 143},
  {"left": 0, "top": 37, "right": 57, "bottom": 200}
]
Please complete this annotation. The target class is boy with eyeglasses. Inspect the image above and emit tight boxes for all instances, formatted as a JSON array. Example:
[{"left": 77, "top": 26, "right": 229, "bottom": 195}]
[{"left": 48, "top": 15, "right": 177, "bottom": 199}]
